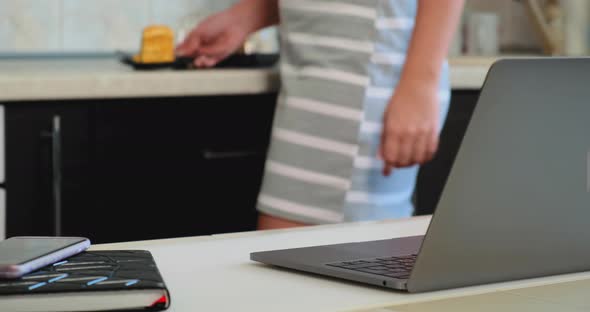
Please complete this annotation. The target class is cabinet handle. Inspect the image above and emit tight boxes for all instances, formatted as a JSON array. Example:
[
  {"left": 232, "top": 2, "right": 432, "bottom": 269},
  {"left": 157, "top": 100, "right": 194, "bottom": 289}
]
[
  {"left": 51, "top": 116, "right": 62, "bottom": 236},
  {"left": 40, "top": 116, "right": 62, "bottom": 236},
  {"left": 202, "top": 149, "right": 261, "bottom": 160},
  {"left": 42, "top": 116, "right": 62, "bottom": 236}
]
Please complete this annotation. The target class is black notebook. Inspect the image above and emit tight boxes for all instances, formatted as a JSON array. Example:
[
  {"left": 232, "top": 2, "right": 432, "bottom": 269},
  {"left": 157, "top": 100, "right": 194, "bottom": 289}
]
[{"left": 0, "top": 250, "right": 171, "bottom": 312}]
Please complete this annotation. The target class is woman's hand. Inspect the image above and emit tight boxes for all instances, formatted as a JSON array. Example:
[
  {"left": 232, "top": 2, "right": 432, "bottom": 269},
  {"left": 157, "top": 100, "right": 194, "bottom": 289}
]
[
  {"left": 175, "top": 8, "right": 250, "bottom": 68},
  {"left": 379, "top": 83, "right": 440, "bottom": 176},
  {"left": 377, "top": 0, "right": 464, "bottom": 176}
]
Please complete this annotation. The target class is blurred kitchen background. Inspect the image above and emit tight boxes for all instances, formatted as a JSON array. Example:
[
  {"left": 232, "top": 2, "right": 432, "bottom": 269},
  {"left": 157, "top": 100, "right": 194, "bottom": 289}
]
[
  {"left": 0, "top": 0, "right": 278, "bottom": 54},
  {"left": 1, "top": 0, "right": 589, "bottom": 56},
  {"left": 0, "top": 0, "right": 588, "bottom": 244}
]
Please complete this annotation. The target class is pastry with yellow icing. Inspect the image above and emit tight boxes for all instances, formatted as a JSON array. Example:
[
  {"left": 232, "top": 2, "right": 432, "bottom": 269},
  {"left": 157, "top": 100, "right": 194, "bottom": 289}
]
[{"left": 133, "top": 25, "right": 175, "bottom": 64}]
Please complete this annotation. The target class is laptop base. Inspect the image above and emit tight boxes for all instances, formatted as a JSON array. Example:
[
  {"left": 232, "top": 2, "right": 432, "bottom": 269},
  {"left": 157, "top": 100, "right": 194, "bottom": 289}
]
[{"left": 251, "top": 235, "right": 424, "bottom": 290}]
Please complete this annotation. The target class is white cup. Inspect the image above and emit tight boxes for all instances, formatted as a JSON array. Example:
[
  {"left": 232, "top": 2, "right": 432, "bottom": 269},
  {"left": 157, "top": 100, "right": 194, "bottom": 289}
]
[
  {"left": 465, "top": 12, "right": 499, "bottom": 56},
  {"left": 562, "top": 0, "right": 589, "bottom": 55}
]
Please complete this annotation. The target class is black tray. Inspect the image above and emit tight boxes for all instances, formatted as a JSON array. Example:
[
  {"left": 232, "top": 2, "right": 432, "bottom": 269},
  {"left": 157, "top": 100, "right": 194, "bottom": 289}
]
[
  {"left": 121, "top": 53, "right": 279, "bottom": 70},
  {"left": 120, "top": 55, "right": 192, "bottom": 70}
]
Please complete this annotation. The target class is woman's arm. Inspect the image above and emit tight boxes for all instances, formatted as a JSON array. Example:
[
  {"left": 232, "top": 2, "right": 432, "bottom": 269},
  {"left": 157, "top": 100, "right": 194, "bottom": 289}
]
[
  {"left": 233, "top": 0, "right": 280, "bottom": 34},
  {"left": 380, "top": 0, "right": 465, "bottom": 176},
  {"left": 401, "top": 0, "right": 465, "bottom": 89},
  {"left": 176, "top": 0, "right": 279, "bottom": 67}
]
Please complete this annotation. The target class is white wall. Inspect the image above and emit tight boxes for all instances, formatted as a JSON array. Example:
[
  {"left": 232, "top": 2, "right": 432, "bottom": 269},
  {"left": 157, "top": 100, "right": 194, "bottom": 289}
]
[
  {"left": 0, "top": 0, "right": 553, "bottom": 54},
  {"left": 0, "top": 0, "right": 237, "bottom": 53}
]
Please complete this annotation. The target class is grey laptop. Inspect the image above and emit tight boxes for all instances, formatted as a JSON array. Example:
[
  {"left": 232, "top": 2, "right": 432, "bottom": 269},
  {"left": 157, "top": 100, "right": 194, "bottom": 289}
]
[{"left": 250, "top": 58, "right": 590, "bottom": 293}]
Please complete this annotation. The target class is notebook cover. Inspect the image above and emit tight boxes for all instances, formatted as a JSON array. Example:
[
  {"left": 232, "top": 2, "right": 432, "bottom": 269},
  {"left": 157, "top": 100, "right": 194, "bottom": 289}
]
[{"left": 0, "top": 250, "right": 170, "bottom": 311}]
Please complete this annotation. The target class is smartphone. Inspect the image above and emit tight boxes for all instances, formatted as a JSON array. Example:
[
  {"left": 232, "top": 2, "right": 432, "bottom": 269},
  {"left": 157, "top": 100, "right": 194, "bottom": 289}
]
[{"left": 0, "top": 236, "right": 91, "bottom": 279}]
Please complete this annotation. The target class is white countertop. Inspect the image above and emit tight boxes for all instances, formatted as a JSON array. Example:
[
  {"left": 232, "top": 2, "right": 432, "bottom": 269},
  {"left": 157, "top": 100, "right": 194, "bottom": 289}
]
[
  {"left": 88, "top": 216, "right": 590, "bottom": 312},
  {"left": 0, "top": 56, "right": 501, "bottom": 102},
  {"left": 448, "top": 56, "right": 496, "bottom": 89},
  {"left": 0, "top": 57, "right": 280, "bottom": 101}
]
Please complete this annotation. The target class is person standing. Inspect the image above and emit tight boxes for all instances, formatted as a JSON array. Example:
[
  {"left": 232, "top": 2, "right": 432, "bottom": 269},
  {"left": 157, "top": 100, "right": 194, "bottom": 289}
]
[{"left": 177, "top": 0, "right": 465, "bottom": 230}]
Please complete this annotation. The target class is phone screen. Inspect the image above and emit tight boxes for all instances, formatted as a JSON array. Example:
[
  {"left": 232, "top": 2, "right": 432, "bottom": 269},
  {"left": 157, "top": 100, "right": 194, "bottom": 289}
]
[{"left": 0, "top": 237, "right": 87, "bottom": 265}]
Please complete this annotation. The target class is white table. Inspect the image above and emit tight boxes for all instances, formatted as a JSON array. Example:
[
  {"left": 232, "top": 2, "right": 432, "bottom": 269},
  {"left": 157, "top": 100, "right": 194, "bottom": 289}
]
[{"left": 89, "top": 216, "right": 590, "bottom": 312}]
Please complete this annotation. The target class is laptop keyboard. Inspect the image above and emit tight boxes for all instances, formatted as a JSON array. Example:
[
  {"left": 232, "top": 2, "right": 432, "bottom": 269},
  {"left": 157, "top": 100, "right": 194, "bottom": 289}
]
[{"left": 326, "top": 254, "right": 417, "bottom": 280}]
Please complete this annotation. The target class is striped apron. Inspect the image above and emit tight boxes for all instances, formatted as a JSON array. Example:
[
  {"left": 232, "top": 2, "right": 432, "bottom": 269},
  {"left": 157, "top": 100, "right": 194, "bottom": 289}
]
[{"left": 257, "top": 0, "right": 451, "bottom": 224}]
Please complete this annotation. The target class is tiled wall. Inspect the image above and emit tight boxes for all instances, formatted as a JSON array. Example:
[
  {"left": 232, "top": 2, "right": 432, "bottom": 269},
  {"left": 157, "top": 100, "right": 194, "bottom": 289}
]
[
  {"left": 0, "top": 0, "right": 541, "bottom": 54},
  {"left": 0, "top": 0, "right": 237, "bottom": 53}
]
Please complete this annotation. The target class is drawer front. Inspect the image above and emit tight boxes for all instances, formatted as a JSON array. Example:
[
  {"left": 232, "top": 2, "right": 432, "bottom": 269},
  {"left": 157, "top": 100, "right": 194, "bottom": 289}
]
[
  {"left": 87, "top": 95, "right": 277, "bottom": 243},
  {"left": 195, "top": 94, "right": 277, "bottom": 150},
  {"left": 93, "top": 95, "right": 277, "bottom": 176}
]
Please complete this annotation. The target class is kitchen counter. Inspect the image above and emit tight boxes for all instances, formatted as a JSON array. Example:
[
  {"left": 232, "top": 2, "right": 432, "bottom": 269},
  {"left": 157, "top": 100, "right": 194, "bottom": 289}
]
[
  {"left": 0, "top": 56, "right": 280, "bottom": 101},
  {"left": 0, "top": 55, "right": 505, "bottom": 102},
  {"left": 448, "top": 56, "right": 497, "bottom": 89}
]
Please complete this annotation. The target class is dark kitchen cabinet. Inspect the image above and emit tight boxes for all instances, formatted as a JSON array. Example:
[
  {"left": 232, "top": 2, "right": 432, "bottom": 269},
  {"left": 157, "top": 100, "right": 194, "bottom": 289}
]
[
  {"left": 5, "top": 102, "right": 93, "bottom": 238},
  {"left": 414, "top": 90, "right": 480, "bottom": 216},
  {"left": 5, "top": 89, "right": 477, "bottom": 243},
  {"left": 5, "top": 94, "right": 277, "bottom": 243},
  {"left": 90, "top": 95, "right": 276, "bottom": 243}
]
